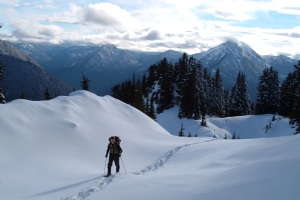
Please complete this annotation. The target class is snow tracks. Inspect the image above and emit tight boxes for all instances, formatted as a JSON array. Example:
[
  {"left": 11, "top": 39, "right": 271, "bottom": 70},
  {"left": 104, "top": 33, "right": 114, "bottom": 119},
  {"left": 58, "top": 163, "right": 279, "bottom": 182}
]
[{"left": 61, "top": 139, "right": 216, "bottom": 200}]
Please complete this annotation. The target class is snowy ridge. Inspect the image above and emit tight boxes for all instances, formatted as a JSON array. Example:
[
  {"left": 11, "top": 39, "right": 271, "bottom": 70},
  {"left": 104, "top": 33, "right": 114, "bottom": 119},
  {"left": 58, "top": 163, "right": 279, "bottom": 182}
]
[{"left": 0, "top": 91, "right": 299, "bottom": 200}]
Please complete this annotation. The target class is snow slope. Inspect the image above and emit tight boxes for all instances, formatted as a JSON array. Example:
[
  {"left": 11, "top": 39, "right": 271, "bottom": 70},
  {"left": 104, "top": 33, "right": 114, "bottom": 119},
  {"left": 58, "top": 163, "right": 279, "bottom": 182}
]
[
  {"left": 0, "top": 91, "right": 299, "bottom": 200},
  {"left": 157, "top": 106, "right": 295, "bottom": 138}
]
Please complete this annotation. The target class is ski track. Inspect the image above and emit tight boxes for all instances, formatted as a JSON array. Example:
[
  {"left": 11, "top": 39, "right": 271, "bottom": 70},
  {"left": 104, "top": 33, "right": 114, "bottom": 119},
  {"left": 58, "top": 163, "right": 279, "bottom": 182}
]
[{"left": 61, "top": 139, "right": 216, "bottom": 200}]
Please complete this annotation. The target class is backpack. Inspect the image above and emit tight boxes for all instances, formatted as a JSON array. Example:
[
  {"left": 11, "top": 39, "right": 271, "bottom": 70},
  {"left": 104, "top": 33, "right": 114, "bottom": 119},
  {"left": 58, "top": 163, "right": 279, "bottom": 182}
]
[{"left": 109, "top": 136, "right": 121, "bottom": 144}]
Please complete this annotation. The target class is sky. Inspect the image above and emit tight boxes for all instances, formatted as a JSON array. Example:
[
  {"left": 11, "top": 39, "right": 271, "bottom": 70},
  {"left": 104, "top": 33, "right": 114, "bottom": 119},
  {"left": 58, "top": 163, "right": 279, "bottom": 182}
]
[
  {"left": 0, "top": 0, "right": 299, "bottom": 57},
  {"left": 0, "top": 90, "right": 299, "bottom": 200}
]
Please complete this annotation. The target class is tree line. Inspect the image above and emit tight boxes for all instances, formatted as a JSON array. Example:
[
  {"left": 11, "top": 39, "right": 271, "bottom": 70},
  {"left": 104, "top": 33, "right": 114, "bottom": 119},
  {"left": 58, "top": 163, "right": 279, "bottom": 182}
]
[{"left": 111, "top": 53, "right": 300, "bottom": 134}]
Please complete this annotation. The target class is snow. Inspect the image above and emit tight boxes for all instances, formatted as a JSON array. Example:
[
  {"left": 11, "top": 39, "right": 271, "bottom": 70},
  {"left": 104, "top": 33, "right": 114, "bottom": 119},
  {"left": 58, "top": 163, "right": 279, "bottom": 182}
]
[{"left": 0, "top": 90, "right": 299, "bottom": 200}]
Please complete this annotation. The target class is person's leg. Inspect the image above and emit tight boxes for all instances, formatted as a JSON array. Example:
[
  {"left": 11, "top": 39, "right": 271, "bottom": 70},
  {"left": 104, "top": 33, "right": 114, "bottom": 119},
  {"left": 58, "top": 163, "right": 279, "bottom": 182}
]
[
  {"left": 115, "top": 155, "right": 120, "bottom": 173},
  {"left": 107, "top": 155, "right": 113, "bottom": 176}
]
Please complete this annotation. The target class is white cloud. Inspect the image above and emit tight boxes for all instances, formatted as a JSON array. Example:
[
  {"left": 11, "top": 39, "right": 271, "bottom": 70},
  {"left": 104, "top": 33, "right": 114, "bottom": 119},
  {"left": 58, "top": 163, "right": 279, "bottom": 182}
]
[
  {"left": 1, "top": 0, "right": 300, "bottom": 56},
  {"left": 83, "top": 3, "right": 133, "bottom": 27},
  {"left": 0, "top": 0, "right": 20, "bottom": 7}
]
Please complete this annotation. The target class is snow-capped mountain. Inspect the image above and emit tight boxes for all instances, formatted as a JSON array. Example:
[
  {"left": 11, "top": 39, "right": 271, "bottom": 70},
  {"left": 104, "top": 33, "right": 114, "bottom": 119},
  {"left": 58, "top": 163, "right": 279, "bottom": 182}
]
[
  {"left": 0, "top": 40, "right": 73, "bottom": 101},
  {"left": 0, "top": 40, "right": 41, "bottom": 67},
  {"left": 193, "top": 41, "right": 268, "bottom": 101},
  {"left": 13, "top": 41, "right": 298, "bottom": 100},
  {"left": 263, "top": 55, "right": 298, "bottom": 79},
  {"left": 14, "top": 43, "right": 183, "bottom": 95}
]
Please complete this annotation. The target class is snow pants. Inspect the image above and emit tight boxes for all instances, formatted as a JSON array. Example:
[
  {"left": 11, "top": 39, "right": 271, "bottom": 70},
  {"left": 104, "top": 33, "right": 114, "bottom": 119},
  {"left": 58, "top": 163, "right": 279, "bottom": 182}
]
[{"left": 107, "top": 153, "right": 120, "bottom": 175}]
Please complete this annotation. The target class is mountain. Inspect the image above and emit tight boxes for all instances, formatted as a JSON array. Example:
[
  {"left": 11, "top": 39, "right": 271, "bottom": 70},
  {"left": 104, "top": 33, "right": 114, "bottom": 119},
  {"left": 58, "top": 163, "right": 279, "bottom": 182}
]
[
  {"left": 0, "top": 90, "right": 298, "bottom": 199},
  {"left": 0, "top": 40, "right": 73, "bottom": 101},
  {"left": 13, "top": 41, "right": 297, "bottom": 100},
  {"left": 14, "top": 43, "right": 183, "bottom": 95},
  {"left": 0, "top": 40, "right": 41, "bottom": 67},
  {"left": 263, "top": 55, "right": 298, "bottom": 79},
  {"left": 193, "top": 41, "right": 268, "bottom": 101}
]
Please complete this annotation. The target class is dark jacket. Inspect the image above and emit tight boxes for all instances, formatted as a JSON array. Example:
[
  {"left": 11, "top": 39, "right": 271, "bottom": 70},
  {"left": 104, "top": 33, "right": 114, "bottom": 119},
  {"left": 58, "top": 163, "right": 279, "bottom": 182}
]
[{"left": 106, "top": 143, "right": 122, "bottom": 156}]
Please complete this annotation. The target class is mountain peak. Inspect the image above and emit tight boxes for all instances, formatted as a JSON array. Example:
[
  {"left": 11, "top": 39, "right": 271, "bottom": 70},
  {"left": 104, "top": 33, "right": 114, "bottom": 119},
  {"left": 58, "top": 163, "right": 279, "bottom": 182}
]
[{"left": 100, "top": 44, "right": 118, "bottom": 52}]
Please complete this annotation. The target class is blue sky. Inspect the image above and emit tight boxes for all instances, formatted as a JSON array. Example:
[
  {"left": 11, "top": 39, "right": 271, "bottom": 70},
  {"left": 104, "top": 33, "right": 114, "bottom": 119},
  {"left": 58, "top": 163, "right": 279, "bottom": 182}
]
[{"left": 0, "top": 0, "right": 299, "bottom": 57}]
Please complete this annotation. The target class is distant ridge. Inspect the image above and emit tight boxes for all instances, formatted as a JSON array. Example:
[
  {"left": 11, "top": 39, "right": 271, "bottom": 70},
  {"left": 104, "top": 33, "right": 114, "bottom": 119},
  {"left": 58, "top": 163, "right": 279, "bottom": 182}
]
[{"left": 13, "top": 41, "right": 298, "bottom": 101}]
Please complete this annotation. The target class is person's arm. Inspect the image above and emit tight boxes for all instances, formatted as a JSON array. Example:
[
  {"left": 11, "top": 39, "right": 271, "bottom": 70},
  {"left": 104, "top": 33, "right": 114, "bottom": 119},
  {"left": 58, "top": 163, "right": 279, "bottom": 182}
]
[
  {"left": 105, "top": 144, "right": 110, "bottom": 157},
  {"left": 118, "top": 144, "right": 123, "bottom": 154}
]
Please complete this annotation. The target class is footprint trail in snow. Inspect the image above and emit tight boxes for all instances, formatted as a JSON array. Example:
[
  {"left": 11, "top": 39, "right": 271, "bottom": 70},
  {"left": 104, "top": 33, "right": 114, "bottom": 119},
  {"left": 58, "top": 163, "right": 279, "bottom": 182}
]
[{"left": 61, "top": 139, "right": 216, "bottom": 200}]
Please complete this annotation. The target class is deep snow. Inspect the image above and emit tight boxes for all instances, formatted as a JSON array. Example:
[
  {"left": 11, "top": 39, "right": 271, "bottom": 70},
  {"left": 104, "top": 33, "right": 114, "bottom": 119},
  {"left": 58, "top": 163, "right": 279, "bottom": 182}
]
[{"left": 0, "top": 91, "right": 299, "bottom": 200}]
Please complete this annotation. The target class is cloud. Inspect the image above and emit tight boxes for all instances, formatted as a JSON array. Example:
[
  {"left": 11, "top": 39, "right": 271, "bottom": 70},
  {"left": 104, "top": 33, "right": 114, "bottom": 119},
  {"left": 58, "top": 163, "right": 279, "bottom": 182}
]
[
  {"left": 271, "top": 31, "right": 300, "bottom": 38},
  {"left": 0, "top": 0, "right": 20, "bottom": 7},
  {"left": 83, "top": 4, "right": 121, "bottom": 26},
  {"left": 215, "top": 10, "right": 234, "bottom": 18},
  {"left": 83, "top": 3, "right": 133, "bottom": 27},
  {"left": 10, "top": 18, "right": 64, "bottom": 42},
  {"left": 142, "top": 30, "right": 161, "bottom": 40}
]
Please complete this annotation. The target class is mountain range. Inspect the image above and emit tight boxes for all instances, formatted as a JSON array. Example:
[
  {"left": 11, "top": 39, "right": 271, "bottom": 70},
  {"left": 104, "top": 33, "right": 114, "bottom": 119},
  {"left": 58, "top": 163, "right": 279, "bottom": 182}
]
[
  {"left": 0, "top": 40, "right": 73, "bottom": 101},
  {"left": 1, "top": 40, "right": 298, "bottom": 102}
]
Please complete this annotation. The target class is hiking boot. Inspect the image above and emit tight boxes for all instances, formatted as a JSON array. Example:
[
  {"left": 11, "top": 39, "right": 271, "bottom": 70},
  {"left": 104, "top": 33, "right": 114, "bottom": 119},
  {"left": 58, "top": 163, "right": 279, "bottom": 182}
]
[{"left": 104, "top": 173, "right": 111, "bottom": 177}]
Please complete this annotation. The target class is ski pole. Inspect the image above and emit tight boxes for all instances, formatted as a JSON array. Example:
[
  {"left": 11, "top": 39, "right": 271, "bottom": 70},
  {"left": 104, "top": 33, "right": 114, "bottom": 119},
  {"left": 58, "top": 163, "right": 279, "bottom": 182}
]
[
  {"left": 121, "top": 157, "right": 127, "bottom": 174},
  {"left": 104, "top": 156, "right": 107, "bottom": 174}
]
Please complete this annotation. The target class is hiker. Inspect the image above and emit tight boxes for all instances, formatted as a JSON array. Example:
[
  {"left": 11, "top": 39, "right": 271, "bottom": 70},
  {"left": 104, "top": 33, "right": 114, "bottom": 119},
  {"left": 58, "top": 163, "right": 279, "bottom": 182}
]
[{"left": 105, "top": 136, "right": 123, "bottom": 177}]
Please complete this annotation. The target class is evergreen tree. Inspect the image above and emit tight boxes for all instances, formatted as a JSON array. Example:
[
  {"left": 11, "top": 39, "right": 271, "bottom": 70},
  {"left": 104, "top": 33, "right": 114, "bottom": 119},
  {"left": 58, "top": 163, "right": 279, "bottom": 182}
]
[
  {"left": 147, "top": 64, "right": 159, "bottom": 91},
  {"left": 279, "top": 72, "right": 296, "bottom": 117},
  {"left": 133, "top": 79, "right": 145, "bottom": 112},
  {"left": 156, "top": 58, "right": 174, "bottom": 113},
  {"left": 256, "top": 67, "right": 280, "bottom": 114},
  {"left": 292, "top": 61, "right": 300, "bottom": 133},
  {"left": 178, "top": 123, "right": 185, "bottom": 137},
  {"left": 174, "top": 53, "right": 189, "bottom": 103},
  {"left": 210, "top": 68, "right": 225, "bottom": 117},
  {"left": 178, "top": 57, "right": 203, "bottom": 119},
  {"left": 20, "top": 91, "right": 26, "bottom": 99},
  {"left": 228, "top": 72, "right": 251, "bottom": 116},
  {"left": 148, "top": 96, "right": 157, "bottom": 120},
  {"left": 223, "top": 89, "right": 230, "bottom": 117},
  {"left": 0, "top": 54, "right": 6, "bottom": 104},
  {"left": 43, "top": 88, "right": 51, "bottom": 100},
  {"left": 141, "top": 74, "right": 148, "bottom": 97},
  {"left": 81, "top": 73, "right": 90, "bottom": 91}
]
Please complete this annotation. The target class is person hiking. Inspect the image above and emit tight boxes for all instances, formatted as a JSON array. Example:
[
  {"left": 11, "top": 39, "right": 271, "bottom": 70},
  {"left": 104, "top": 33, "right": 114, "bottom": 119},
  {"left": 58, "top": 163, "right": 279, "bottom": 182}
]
[{"left": 105, "top": 136, "right": 123, "bottom": 177}]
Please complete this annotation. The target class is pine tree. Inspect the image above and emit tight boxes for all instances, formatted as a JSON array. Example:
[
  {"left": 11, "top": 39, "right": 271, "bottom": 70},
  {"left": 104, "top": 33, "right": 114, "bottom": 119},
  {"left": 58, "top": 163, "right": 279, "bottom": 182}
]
[
  {"left": 0, "top": 54, "right": 6, "bottom": 104},
  {"left": 81, "top": 73, "right": 90, "bottom": 91},
  {"left": 147, "top": 64, "right": 159, "bottom": 91},
  {"left": 228, "top": 72, "right": 251, "bottom": 116},
  {"left": 43, "top": 88, "right": 51, "bottom": 100},
  {"left": 256, "top": 67, "right": 280, "bottom": 114},
  {"left": 178, "top": 57, "right": 203, "bottom": 119},
  {"left": 279, "top": 73, "right": 296, "bottom": 117},
  {"left": 292, "top": 61, "right": 300, "bottom": 133},
  {"left": 210, "top": 68, "right": 225, "bottom": 117},
  {"left": 133, "top": 79, "right": 145, "bottom": 112},
  {"left": 156, "top": 58, "right": 174, "bottom": 113},
  {"left": 178, "top": 123, "right": 185, "bottom": 137},
  {"left": 148, "top": 96, "right": 157, "bottom": 120},
  {"left": 174, "top": 53, "right": 189, "bottom": 103}
]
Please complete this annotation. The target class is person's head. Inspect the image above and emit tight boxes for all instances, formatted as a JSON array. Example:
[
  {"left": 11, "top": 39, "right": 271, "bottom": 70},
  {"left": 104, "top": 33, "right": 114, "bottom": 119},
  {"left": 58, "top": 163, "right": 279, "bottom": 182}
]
[{"left": 109, "top": 137, "right": 115, "bottom": 144}]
